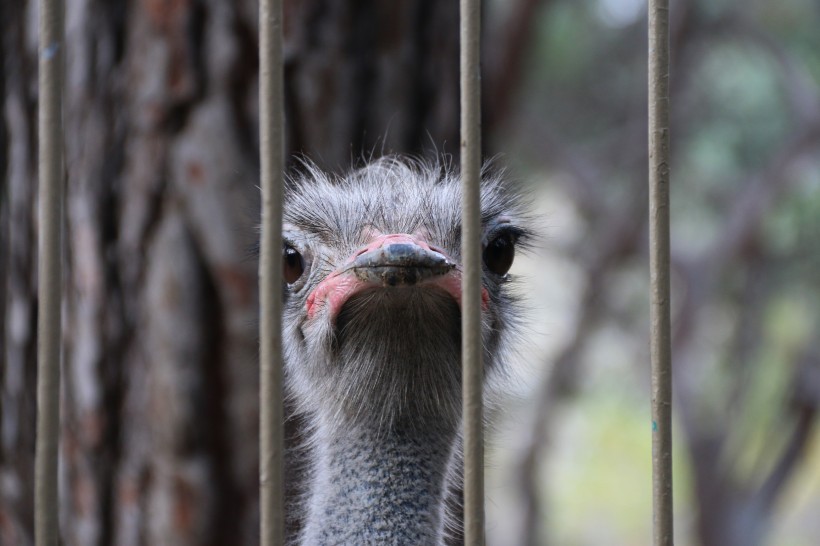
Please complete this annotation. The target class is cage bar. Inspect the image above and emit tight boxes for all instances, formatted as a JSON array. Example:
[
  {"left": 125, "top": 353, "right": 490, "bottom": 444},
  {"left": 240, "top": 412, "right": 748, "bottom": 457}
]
[
  {"left": 35, "top": 0, "right": 64, "bottom": 544},
  {"left": 648, "top": 0, "right": 674, "bottom": 544},
  {"left": 460, "top": 0, "right": 485, "bottom": 543},
  {"left": 259, "top": 0, "right": 286, "bottom": 543}
]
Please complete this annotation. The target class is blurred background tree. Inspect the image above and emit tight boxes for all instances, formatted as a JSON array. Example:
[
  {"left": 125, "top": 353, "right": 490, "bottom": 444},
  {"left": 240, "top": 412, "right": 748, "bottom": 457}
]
[
  {"left": 485, "top": 1, "right": 820, "bottom": 545},
  {"left": 1, "top": 0, "right": 818, "bottom": 545}
]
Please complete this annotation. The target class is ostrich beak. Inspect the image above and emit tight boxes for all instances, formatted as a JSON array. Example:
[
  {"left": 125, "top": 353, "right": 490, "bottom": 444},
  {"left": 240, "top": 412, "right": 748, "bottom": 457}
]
[
  {"left": 306, "top": 233, "right": 489, "bottom": 322},
  {"left": 346, "top": 241, "right": 456, "bottom": 286}
]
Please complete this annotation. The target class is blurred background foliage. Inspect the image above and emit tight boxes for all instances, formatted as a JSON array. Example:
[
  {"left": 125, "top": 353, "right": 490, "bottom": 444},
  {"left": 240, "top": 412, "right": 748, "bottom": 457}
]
[{"left": 485, "top": 0, "right": 820, "bottom": 545}]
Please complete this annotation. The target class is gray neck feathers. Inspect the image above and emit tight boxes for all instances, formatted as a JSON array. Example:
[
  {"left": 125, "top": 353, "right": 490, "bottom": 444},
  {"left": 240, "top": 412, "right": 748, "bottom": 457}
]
[
  {"left": 296, "top": 290, "right": 463, "bottom": 545},
  {"left": 301, "top": 421, "right": 456, "bottom": 545}
]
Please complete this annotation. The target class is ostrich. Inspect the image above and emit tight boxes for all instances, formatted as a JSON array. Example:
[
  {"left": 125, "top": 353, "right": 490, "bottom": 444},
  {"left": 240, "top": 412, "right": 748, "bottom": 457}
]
[{"left": 280, "top": 157, "right": 530, "bottom": 545}]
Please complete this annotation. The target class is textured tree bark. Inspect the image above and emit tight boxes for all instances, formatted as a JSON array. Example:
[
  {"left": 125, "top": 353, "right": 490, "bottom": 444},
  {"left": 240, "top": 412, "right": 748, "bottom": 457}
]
[
  {"left": 283, "top": 0, "right": 460, "bottom": 170},
  {"left": 1, "top": 1, "right": 460, "bottom": 544}
]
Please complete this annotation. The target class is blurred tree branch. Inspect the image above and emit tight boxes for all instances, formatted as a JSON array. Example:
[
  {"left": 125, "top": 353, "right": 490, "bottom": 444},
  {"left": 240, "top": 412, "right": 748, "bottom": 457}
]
[{"left": 485, "top": 0, "right": 554, "bottom": 135}]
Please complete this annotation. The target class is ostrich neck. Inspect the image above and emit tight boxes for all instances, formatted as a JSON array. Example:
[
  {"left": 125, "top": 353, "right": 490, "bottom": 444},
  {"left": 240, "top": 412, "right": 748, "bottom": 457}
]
[{"left": 301, "top": 418, "right": 457, "bottom": 545}]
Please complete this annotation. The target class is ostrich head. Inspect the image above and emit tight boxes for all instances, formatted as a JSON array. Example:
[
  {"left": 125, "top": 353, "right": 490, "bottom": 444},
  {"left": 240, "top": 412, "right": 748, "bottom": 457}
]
[{"left": 281, "top": 157, "right": 530, "bottom": 544}]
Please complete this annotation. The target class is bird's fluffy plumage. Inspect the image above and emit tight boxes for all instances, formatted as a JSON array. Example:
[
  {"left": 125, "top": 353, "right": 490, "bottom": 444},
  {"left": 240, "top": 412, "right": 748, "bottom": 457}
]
[{"left": 278, "top": 156, "right": 532, "bottom": 544}]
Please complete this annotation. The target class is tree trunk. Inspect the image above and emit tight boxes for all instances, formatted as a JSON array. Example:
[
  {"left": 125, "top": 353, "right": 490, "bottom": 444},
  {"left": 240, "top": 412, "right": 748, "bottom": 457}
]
[{"left": 0, "top": 1, "right": 460, "bottom": 544}]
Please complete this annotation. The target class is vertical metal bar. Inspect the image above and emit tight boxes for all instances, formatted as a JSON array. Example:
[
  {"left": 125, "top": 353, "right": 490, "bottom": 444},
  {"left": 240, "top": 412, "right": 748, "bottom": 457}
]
[
  {"left": 460, "top": 0, "right": 484, "bottom": 543},
  {"left": 259, "top": 0, "right": 285, "bottom": 543},
  {"left": 35, "top": 0, "right": 64, "bottom": 544},
  {"left": 648, "top": 0, "right": 673, "bottom": 545}
]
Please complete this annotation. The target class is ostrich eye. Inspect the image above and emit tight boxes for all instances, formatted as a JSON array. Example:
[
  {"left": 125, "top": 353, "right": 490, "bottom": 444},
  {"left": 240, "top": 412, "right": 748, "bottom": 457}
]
[
  {"left": 283, "top": 245, "right": 305, "bottom": 284},
  {"left": 483, "top": 233, "right": 516, "bottom": 276}
]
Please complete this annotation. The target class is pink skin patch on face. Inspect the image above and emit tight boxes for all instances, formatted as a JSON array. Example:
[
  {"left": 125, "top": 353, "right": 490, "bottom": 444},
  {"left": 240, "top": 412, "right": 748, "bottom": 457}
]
[{"left": 305, "top": 233, "right": 490, "bottom": 322}]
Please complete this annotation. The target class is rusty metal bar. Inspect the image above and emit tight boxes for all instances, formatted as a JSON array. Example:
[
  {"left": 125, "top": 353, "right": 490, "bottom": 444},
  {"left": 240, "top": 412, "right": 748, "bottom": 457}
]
[
  {"left": 648, "top": 0, "right": 674, "bottom": 544},
  {"left": 259, "top": 0, "right": 285, "bottom": 543},
  {"left": 460, "top": 0, "right": 484, "bottom": 543},
  {"left": 35, "top": 0, "right": 64, "bottom": 544}
]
